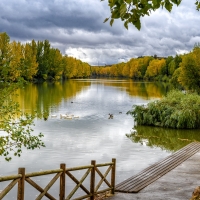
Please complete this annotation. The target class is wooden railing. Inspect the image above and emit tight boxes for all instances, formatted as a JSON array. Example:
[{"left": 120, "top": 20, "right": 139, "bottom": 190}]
[{"left": 0, "top": 158, "right": 116, "bottom": 200}]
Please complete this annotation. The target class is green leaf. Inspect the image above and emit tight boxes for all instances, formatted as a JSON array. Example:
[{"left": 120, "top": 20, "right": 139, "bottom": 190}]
[
  {"left": 132, "top": 19, "right": 141, "bottom": 30},
  {"left": 165, "top": 0, "right": 173, "bottom": 12},
  {"left": 120, "top": 3, "right": 127, "bottom": 16},
  {"left": 103, "top": 18, "right": 110, "bottom": 23},
  {"left": 111, "top": 9, "right": 120, "bottom": 18},
  {"left": 110, "top": 18, "right": 114, "bottom": 26},
  {"left": 124, "top": 21, "right": 129, "bottom": 29}
]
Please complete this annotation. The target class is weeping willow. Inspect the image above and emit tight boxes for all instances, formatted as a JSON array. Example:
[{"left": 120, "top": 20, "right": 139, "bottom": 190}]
[{"left": 127, "top": 90, "right": 200, "bottom": 129}]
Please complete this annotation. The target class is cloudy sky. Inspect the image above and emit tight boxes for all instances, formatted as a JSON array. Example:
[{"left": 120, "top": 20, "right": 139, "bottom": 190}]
[{"left": 0, "top": 0, "right": 200, "bottom": 65}]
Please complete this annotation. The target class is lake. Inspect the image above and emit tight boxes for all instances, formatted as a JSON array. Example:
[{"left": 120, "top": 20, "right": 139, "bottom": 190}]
[{"left": 1, "top": 78, "right": 200, "bottom": 199}]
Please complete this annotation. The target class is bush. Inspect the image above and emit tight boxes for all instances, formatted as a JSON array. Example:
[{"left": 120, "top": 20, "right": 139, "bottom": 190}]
[{"left": 127, "top": 90, "right": 200, "bottom": 129}]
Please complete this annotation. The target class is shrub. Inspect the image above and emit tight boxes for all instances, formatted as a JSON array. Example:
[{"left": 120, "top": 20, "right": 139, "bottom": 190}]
[{"left": 127, "top": 90, "right": 200, "bottom": 129}]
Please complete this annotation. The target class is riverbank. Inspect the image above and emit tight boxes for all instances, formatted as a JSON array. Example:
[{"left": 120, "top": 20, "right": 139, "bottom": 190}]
[{"left": 107, "top": 150, "right": 200, "bottom": 200}]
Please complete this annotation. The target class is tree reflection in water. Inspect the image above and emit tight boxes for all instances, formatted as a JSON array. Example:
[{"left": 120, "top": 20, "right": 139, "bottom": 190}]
[{"left": 126, "top": 125, "right": 200, "bottom": 152}]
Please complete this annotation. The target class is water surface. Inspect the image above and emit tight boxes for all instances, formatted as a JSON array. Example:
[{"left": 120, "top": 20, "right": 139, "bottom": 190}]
[{"left": 1, "top": 79, "right": 199, "bottom": 199}]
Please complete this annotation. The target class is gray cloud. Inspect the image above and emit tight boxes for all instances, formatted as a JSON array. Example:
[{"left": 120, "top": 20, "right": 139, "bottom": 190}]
[{"left": 0, "top": 0, "right": 200, "bottom": 65}]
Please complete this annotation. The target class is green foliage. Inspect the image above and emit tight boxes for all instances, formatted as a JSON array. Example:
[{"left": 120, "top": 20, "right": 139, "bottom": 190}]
[
  {"left": 178, "top": 47, "right": 200, "bottom": 93},
  {"left": 0, "top": 81, "right": 45, "bottom": 161},
  {"left": 103, "top": 0, "right": 199, "bottom": 30},
  {"left": 127, "top": 90, "right": 200, "bottom": 129}
]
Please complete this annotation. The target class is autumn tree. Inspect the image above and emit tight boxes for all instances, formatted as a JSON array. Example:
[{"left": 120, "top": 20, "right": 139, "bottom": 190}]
[
  {"left": 145, "top": 58, "right": 166, "bottom": 80},
  {"left": 63, "top": 56, "right": 91, "bottom": 79},
  {"left": 0, "top": 32, "right": 10, "bottom": 80},
  {"left": 7, "top": 41, "right": 23, "bottom": 81},
  {"left": 48, "top": 48, "right": 63, "bottom": 80},
  {"left": 137, "top": 56, "right": 153, "bottom": 77},
  {"left": 110, "top": 63, "right": 124, "bottom": 77},
  {"left": 21, "top": 42, "right": 38, "bottom": 81},
  {"left": 122, "top": 60, "right": 131, "bottom": 77},
  {"left": 178, "top": 46, "right": 200, "bottom": 92},
  {"left": 129, "top": 58, "right": 141, "bottom": 79}
]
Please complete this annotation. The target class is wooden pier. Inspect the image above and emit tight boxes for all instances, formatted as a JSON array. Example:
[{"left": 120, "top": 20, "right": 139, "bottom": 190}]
[{"left": 115, "top": 142, "right": 200, "bottom": 193}]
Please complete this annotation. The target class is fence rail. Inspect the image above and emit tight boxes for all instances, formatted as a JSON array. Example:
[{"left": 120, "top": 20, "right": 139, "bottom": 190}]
[{"left": 0, "top": 158, "right": 116, "bottom": 200}]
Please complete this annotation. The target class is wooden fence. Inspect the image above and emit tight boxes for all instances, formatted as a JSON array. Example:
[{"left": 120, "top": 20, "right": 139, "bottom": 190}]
[{"left": 0, "top": 158, "right": 116, "bottom": 200}]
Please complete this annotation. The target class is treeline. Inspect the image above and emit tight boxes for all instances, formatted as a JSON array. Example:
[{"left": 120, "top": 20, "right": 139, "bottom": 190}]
[
  {"left": 92, "top": 44, "right": 200, "bottom": 92},
  {"left": 1, "top": 32, "right": 200, "bottom": 92},
  {"left": 91, "top": 55, "right": 181, "bottom": 81},
  {"left": 0, "top": 32, "right": 91, "bottom": 82}
]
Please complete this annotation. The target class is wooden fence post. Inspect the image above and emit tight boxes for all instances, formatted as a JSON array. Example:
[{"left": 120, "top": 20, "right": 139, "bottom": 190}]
[
  {"left": 18, "top": 168, "right": 25, "bottom": 200},
  {"left": 90, "top": 160, "right": 96, "bottom": 200},
  {"left": 60, "top": 163, "right": 66, "bottom": 200},
  {"left": 111, "top": 158, "right": 116, "bottom": 194}
]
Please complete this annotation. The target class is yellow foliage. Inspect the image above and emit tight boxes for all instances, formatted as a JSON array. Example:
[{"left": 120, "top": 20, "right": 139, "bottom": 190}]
[
  {"left": 145, "top": 59, "right": 166, "bottom": 79},
  {"left": 178, "top": 47, "right": 200, "bottom": 91},
  {"left": 8, "top": 41, "right": 23, "bottom": 81}
]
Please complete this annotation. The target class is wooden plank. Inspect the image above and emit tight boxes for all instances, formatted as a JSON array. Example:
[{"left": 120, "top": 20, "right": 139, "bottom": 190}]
[
  {"left": 115, "top": 142, "right": 200, "bottom": 193},
  {"left": 116, "top": 142, "right": 199, "bottom": 189},
  {"left": 121, "top": 142, "right": 200, "bottom": 191},
  {"left": 116, "top": 142, "right": 200, "bottom": 192}
]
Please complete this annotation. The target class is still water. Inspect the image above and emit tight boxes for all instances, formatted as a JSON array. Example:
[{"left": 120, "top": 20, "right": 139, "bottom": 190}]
[{"left": 1, "top": 79, "right": 200, "bottom": 199}]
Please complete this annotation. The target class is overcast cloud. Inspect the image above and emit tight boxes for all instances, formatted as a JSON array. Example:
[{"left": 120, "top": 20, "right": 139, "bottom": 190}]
[{"left": 0, "top": 0, "right": 200, "bottom": 65}]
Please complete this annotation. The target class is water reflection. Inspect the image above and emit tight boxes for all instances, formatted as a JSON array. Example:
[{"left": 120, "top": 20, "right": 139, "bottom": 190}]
[
  {"left": 14, "top": 79, "right": 172, "bottom": 117},
  {"left": 13, "top": 80, "right": 91, "bottom": 117},
  {"left": 127, "top": 126, "right": 200, "bottom": 152}
]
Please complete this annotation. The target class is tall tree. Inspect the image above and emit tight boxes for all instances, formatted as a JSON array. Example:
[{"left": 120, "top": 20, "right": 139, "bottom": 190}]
[
  {"left": 8, "top": 41, "right": 24, "bottom": 81},
  {"left": 178, "top": 46, "right": 200, "bottom": 92},
  {"left": 0, "top": 32, "right": 10, "bottom": 80},
  {"left": 48, "top": 48, "right": 63, "bottom": 80},
  {"left": 36, "top": 40, "right": 51, "bottom": 80},
  {"left": 22, "top": 42, "right": 38, "bottom": 81}
]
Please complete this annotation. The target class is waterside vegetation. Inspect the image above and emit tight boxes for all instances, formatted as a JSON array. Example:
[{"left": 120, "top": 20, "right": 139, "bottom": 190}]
[
  {"left": 1, "top": 32, "right": 200, "bottom": 94},
  {"left": 127, "top": 90, "right": 200, "bottom": 129}
]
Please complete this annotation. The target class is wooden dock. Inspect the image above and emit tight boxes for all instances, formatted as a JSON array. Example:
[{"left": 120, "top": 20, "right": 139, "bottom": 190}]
[{"left": 115, "top": 142, "right": 200, "bottom": 193}]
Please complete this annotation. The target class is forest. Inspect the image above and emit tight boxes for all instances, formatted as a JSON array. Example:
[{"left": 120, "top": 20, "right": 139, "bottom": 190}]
[
  {"left": 92, "top": 44, "right": 200, "bottom": 93},
  {"left": 1, "top": 32, "right": 200, "bottom": 93}
]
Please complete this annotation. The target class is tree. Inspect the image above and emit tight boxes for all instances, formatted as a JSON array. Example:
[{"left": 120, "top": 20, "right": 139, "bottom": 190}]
[
  {"left": 0, "top": 32, "right": 10, "bottom": 80},
  {"left": 21, "top": 42, "right": 38, "bottom": 81},
  {"left": 8, "top": 41, "right": 23, "bottom": 81},
  {"left": 48, "top": 48, "right": 63, "bottom": 80},
  {"left": 103, "top": 0, "right": 200, "bottom": 30},
  {"left": 36, "top": 40, "right": 51, "bottom": 80},
  {"left": 145, "top": 58, "right": 166, "bottom": 79},
  {"left": 178, "top": 46, "right": 200, "bottom": 92}
]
